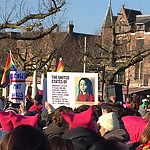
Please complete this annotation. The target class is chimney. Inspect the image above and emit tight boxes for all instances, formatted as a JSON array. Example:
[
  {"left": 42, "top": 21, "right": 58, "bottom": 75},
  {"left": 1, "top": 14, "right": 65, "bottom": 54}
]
[{"left": 68, "top": 21, "right": 74, "bottom": 34}]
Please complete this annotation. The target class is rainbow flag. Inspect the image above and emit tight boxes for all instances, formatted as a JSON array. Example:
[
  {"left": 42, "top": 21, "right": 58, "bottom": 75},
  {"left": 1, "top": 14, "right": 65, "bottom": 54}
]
[
  {"left": 56, "top": 58, "right": 64, "bottom": 72},
  {"left": 1, "top": 52, "right": 17, "bottom": 87}
]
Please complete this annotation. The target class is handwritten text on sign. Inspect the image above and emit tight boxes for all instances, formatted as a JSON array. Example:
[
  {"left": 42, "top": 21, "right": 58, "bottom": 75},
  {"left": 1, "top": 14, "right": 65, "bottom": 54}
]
[{"left": 9, "top": 71, "right": 26, "bottom": 103}]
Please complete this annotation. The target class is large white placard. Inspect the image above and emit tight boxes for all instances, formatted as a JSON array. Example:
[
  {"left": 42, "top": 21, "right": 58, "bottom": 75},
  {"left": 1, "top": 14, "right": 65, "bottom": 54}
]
[
  {"left": 9, "top": 71, "right": 26, "bottom": 103},
  {"left": 47, "top": 72, "right": 98, "bottom": 109}
]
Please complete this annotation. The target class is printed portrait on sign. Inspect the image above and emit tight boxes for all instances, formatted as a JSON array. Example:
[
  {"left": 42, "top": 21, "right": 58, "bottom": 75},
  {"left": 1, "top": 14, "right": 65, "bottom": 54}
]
[{"left": 75, "top": 77, "right": 95, "bottom": 103}]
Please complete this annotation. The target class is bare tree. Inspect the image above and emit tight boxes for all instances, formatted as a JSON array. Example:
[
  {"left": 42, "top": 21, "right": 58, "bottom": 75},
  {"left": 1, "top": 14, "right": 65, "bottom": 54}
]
[
  {"left": 73, "top": 30, "right": 150, "bottom": 86},
  {"left": 15, "top": 30, "right": 69, "bottom": 76},
  {"left": 0, "top": 0, "right": 66, "bottom": 39},
  {"left": 0, "top": 0, "right": 67, "bottom": 77}
]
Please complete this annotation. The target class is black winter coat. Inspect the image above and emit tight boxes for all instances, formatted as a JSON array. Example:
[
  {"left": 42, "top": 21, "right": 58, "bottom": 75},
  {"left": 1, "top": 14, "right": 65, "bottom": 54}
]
[
  {"left": 43, "top": 122, "right": 65, "bottom": 138},
  {"left": 62, "top": 127, "right": 104, "bottom": 150}
]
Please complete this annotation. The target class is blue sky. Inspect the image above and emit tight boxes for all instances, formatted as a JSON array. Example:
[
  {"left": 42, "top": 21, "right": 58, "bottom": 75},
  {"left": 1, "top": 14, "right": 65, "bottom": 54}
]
[{"left": 66, "top": 0, "right": 150, "bottom": 34}]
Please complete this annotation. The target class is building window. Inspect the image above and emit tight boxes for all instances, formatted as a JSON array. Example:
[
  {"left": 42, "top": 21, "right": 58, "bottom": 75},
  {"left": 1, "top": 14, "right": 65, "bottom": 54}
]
[
  {"left": 120, "top": 20, "right": 125, "bottom": 33},
  {"left": 137, "top": 24, "right": 144, "bottom": 31},
  {"left": 115, "top": 72, "right": 125, "bottom": 82},
  {"left": 136, "top": 39, "right": 144, "bottom": 52},
  {"left": 135, "top": 62, "right": 143, "bottom": 80}
]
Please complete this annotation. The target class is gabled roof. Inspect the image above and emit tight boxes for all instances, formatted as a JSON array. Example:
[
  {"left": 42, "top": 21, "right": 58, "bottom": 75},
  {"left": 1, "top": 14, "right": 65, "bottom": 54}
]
[
  {"left": 136, "top": 15, "right": 150, "bottom": 24},
  {"left": 124, "top": 8, "right": 142, "bottom": 25},
  {"left": 113, "top": 16, "right": 118, "bottom": 23}
]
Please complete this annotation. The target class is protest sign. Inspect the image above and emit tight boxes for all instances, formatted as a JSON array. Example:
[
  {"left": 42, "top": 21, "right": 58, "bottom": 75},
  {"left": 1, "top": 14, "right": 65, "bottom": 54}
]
[
  {"left": 47, "top": 72, "right": 98, "bottom": 108},
  {"left": 9, "top": 71, "right": 26, "bottom": 103}
]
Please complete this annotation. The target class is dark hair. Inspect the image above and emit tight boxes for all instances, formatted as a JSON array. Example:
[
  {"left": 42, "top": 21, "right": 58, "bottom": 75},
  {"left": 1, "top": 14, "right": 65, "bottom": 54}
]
[
  {"left": 130, "top": 100, "right": 139, "bottom": 110},
  {"left": 89, "top": 139, "right": 127, "bottom": 150},
  {"left": 74, "top": 104, "right": 101, "bottom": 122},
  {"left": 124, "top": 107, "right": 140, "bottom": 116},
  {"left": 52, "top": 106, "right": 73, "bottom": 130},
  {"left": 34, "top": 94, "right": 43, "bottom": 105},
  {"left": 48, "top": 135, "right": 74, "bottom": 150},
  {"left": 110, "top": 103, "right": 125, "bottom": 120},
  {"left": 0, "top": 125, "right": 50, "bottom": 150},
  {"left": 92, "top": 105, "right": 102, "bottom": 121},
  {"left": 78, "top": 78, "right": 93, "bottom": 95},
  {"left": 101, "top": 103, "right": 112, "bottom": 113},
  {"left": 74, "top": 104, "right": 90, "bottom": 113}
]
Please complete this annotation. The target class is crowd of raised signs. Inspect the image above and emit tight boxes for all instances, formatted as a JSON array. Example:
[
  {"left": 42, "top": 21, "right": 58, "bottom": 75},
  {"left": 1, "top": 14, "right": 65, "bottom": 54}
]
[{"left": 0, "top": 93, "right": 150, "bottom": 150}]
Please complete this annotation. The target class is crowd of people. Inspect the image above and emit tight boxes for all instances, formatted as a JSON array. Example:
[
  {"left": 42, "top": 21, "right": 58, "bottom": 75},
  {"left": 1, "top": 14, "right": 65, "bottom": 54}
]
[{"left": 0, "top": 93, "right": 150, "bottom": 150}]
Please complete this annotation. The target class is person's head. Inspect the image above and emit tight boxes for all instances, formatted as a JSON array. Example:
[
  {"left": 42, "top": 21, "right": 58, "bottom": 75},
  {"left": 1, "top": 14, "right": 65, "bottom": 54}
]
[
  {"left": 122, "top": 116, "right": 148, "bottom": 142},
  {"left": 101, "top": 103, "right": 112, "bottom": 115},
  {"left": 61, "top": 106, "right": 98, "bottom": 132},
  {"left": 73, "top": 104, "right": 102, "bottom": 130},
  {"left": 140, "top": 121, "right": 150, "bottom": 144},
  {"left": 143, "top": 112, "right": 150, "bottom": 120},
  {"left": 51, "top": 106, "right": 73, "bottom": 130},
  {"left": 89, "top": 139, "right": 128, "bottom": 150},
  {"left": 34, "top": 93, "right": 43, "bottom": 105},
  {"left": 48, "top": 135, "right": 74, "bottom": 150},
  {"left": 110, "top": 103, "right": 125, "bottom": 120},
  {"left": 125, "top": 108, "right": 141, "bottom": 117},
  {"left": 97, "top": 112, "right": 120, "bottom": 136},
  {"left": 74, "top": 104, "right": 90, "bottom": 113},
  {"left": 3, "top": 101, "right": 19, "bottom": 113},
  {"left": 0, "top": 125, "right": 50, "bottom": 150},
  {"left": 92, "top": 105, "right": 102, "bottom": 122},
  {"left": 130, "top": 100, "right": 139, "bottom": 110},
  {"left": 78, "top": 78, "right": 93, "bottom": 95}
]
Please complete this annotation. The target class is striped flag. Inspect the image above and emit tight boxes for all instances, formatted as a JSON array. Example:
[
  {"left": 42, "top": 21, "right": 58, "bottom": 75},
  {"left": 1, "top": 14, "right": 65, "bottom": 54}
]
[
  {"left": 56, "top": 58, "right": 64, "bottom": 72},
  {"left": 1, "top": 52, "right": 17, "bottom": 88}
]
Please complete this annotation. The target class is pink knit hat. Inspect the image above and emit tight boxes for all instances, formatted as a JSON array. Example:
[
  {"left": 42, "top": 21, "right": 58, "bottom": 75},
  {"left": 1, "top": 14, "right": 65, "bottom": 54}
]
[
  {"left": 122, "top": 116, "right": 148, "bottom": 142},
  {"left": 61, "top": 106, "right": 96, "bottom": 131},
  {"left": 10, "top": 111, "right": 39, "bottom": 128},
  {"left": 0, "top": 111, "right": 13, "bottom": 132},
  {"left": 0, "top": 111, "right": 39, "bottom": 132},
  {"left": 28, "top": 103, "right": 43, "bottom": 113}
]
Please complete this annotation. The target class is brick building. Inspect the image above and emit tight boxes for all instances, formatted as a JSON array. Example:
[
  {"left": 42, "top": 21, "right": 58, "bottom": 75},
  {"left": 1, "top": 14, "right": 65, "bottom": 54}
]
[
  {"left": 101, "top": 1, "right": 150, "bottom": 100},
  {"left": 102, "top": 2, "right": 150, "bottom": 86}
]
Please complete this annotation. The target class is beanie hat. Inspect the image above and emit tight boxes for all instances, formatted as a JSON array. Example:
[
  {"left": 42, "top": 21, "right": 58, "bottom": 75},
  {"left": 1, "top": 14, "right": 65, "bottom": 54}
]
[
  {"left": 28, "top": 103, "right": 43, "bottom": 113},
  {"left": 0, "top": 111, "right": 39, "bottom": 132},
  {"left": 122, "top": 116, "right": 148, "bottom": 142},
  {"left": 34, "top": 94, "right": 43, "bottom": 102},
  {"left": 61, "top": 106, "right": 96, "bottom": 131},
  {"left": 5, "top": 106, "right": 19, "bottom": 114},
  {"left": 10, "top": 111, "right": 39, "bottom": 128},
  {"left": 0, "top": 111, "right": 13, "bottom": 132},
  {"left": 97, "top": 112, "right": 120, "bottom": 132}
]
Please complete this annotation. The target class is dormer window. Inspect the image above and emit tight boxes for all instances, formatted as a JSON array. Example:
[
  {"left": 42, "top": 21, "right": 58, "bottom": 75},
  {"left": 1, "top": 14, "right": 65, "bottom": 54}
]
[
  {"left": 137, "top": 24, "right": 144, "bottom": 31},
  {"left": 120, "top": 19, "right": 125, "bottom": 33}
]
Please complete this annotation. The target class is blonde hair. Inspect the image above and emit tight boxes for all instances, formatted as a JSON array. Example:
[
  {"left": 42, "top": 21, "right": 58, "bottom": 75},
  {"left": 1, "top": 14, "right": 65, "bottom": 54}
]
[
  {"left": 140, "top": 121, "right": 150, "bottom": 144},
  {"left": 144, "top": 112, "right": 150, "bottom": 120}
]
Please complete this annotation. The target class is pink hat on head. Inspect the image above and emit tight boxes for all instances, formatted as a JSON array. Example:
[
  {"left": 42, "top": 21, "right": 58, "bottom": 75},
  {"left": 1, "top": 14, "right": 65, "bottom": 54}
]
[
  {"left": 28, "top": 103, "right": 43, "bottom": 113},
  {"left": 10, "top": 111, "right": 39, "bottom": 128},
  {"left": 122, "top": 116, "right": 148, "bottom": 142},
  {"left": 61, "top": 106, "right": 96, "bottom": 131},
  {"left": 0, "top": 111, "right": 13, "bottom": 132},
  {"left": 0, "top": 111, "right": 39, "bottom": 132}
]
